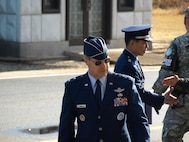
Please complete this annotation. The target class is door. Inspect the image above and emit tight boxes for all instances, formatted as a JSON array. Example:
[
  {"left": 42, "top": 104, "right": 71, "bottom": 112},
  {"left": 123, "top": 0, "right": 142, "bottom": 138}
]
[
  {"left": 66, "top": 0, "right": 110, "bottom": 45},
  {"left": 88, "top": 0, "right": 102, "bottom": 36}
]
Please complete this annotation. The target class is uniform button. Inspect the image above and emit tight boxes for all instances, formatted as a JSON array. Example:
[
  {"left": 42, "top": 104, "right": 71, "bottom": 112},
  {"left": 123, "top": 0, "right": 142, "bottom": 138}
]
[
  {"left": 98, "top": 116, "right": 101, "bottom": 119},
  {"left": 99, "top": 127, "right": 103, "bottom": 131},
  {"left": 99, "top": 139, "right": 103, "bottom": 142}
]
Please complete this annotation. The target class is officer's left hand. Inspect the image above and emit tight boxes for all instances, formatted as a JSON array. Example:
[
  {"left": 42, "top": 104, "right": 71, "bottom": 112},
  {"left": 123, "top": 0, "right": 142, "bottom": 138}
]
[{"left": 164, "top": 87, "right": 179, "bottom": 105}]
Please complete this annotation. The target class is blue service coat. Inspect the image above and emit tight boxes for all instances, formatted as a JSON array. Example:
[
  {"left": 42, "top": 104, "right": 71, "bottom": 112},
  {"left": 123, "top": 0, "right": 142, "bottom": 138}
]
[
  {"left": 58, "top": 72, "right": 150, "bottom": 142},
  {"left": 114, "top": 48, "right": 165, "bottom": 112}
]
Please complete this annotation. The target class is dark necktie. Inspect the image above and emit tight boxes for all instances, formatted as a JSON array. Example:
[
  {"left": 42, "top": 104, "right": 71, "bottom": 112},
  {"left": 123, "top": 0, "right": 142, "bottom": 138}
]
[{"left": 95, "top": 80, "right": 102, "bottom": 107}]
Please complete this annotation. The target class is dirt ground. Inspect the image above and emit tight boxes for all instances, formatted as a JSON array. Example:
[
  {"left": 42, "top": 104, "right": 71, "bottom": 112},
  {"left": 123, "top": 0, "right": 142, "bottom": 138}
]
[{"left": 152, "top": 8, "right": 186, "bottom": 43}]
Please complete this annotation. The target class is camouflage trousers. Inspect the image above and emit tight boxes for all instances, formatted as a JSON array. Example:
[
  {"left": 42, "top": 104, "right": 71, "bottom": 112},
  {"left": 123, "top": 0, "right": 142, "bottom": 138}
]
[{"left": 162, "top": 95, "right": 189, "bottom": 142}]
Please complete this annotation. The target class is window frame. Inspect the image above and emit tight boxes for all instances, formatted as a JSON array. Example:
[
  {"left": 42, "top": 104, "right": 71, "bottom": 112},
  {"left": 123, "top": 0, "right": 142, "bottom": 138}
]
[
  {"left": 117, "top": 0, "right": 134, "bottom": 12},
  {"left": 42, "top": 0, "right": 61, "bottom": 14}
]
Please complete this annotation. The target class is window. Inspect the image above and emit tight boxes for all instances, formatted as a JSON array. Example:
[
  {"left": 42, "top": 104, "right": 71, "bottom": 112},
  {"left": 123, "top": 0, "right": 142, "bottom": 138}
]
[
  {"left": 42, "top": 0, "right": 60, "bottom": 13},
  {"left": 117, "top": 0, "right": 134, "bottom": 12}
]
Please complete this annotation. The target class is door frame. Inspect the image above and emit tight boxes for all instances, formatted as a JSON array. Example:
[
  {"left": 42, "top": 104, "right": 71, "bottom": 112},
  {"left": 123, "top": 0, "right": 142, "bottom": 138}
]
[{"left": 66, "top": 0, "right": 112, "bottom": 45}]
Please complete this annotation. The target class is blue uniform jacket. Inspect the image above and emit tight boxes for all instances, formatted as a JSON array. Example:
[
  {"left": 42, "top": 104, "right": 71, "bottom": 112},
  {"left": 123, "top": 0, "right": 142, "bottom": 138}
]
[
  {"left": 58, "top": 71, "right": 150, "bottom": 142},
  {"left": 114, "top": 48, "right": 165, "bottom": 111}
]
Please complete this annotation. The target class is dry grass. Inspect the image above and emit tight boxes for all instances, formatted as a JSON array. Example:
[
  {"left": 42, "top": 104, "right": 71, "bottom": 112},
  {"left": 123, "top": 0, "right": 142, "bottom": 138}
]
[
  {"left": 153, "top": 0, "right": 188, "bottom": 13},
  {"left": 152, "top": 8, "right": 186, "bottom": 43}
]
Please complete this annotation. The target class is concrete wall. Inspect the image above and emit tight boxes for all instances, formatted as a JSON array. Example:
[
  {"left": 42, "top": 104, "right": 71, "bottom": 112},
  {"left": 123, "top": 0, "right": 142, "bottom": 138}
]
[
  {"left": 0, "top": 0, "right": 152, "bottom": 58},
  {"left": 0, "top": 0, "right": 20, "bottom": 42},
  {"left": 20, "top": 0, "right": 66, "bottom": 42},
  {"left": 0, "top": 0, "right": 68, "bottom": 58},
  {"left": 110, "top": 0, "right": 152, "bottom": 48},
  {"left": 0, "top": 0, "right": 67, "bottom": 43}
]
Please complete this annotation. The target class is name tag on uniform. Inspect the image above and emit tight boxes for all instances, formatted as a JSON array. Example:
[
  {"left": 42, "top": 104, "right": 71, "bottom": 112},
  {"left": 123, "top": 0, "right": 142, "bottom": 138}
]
[{"left": 76, "top": 104, "right": 86, "bottom": 108}]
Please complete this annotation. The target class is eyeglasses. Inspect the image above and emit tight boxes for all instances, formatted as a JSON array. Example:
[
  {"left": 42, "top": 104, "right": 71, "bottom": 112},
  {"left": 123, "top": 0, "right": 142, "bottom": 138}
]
[{"left": 90, "top": 58, "right": 111, "bottom": 66}]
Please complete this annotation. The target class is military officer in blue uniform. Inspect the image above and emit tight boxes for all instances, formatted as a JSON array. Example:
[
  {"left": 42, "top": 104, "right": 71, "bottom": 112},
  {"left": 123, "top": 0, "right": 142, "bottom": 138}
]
[
  {"left": 114, "top": 24, "right": 179, "bottom": 123},
  {"left": 58, "top": 36, "right": 150, "bottom": 142}
]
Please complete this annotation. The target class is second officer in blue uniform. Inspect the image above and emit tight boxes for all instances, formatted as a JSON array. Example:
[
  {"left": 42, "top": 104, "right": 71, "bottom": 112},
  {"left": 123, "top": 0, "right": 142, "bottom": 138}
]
[
  {"left": 114, "top": 24, "right": 179, "bottom": 123},
  {"left": 58, "top": 36, "right": 150, "bottom": 142}
]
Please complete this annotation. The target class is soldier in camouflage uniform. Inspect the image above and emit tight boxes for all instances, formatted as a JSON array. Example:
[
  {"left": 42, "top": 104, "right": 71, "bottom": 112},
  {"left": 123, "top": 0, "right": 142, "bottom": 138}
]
[
  {"left": 162, "top": 75, "right": 189, "bottom": 94},
  {"left": 153, "top": 7, "right": 189, "bottom": 142}
]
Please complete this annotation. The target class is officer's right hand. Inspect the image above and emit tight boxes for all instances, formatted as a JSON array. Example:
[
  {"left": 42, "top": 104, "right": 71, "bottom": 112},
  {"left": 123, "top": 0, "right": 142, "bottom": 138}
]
[{"left": 164, "top": 87, "right": 179, "bottom": 105}]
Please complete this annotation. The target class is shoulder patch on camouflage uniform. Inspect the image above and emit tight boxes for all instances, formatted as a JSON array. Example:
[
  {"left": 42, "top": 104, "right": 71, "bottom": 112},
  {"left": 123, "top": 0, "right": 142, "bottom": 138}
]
[{"left": 162, "top": 43, "right": 178, "bottom": 71}]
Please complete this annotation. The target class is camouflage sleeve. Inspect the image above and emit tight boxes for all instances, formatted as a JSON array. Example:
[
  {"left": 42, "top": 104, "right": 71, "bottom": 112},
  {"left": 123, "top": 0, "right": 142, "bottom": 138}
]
[
  {"left": 152, "top": 42, "right": 178, "bottom": 94},
  {"left": 152, "top": 68, "right": 175, "bottom": 94},
  {"left": 175, "top": 78, "right": 189, "bottom": 93}
]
